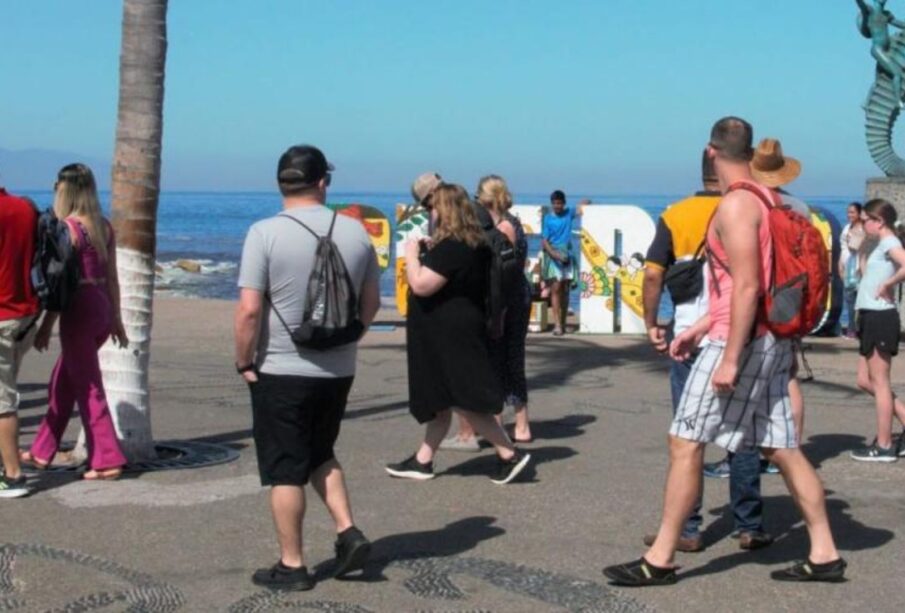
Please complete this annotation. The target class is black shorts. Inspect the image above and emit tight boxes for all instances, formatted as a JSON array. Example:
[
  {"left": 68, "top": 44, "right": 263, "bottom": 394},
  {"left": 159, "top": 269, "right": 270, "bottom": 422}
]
[
  {"left": 249, "top": 372, "right": 354, "bottom": 486},
  {"left": 858, "top": 309, "right": 901, "bottom": 357}
]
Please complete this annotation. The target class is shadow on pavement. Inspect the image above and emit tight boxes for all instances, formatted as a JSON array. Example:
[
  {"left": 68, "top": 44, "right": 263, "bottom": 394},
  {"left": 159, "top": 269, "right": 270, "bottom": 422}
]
[
  {"left": 345, "top": 398, "right": 409, "bottom": 421},
  {"left": 686, "top": 493, "right": 894, "bottom": 581},
  {"left": 801, "top": 433, "right": 867, "bottom": 468},
  {"left": 523, "top": 414, "right": 596, "bottom": 442},
  {"left": 805, "top": 378, "right": 863, "bottom": 396},
  {"left": 191, "top": 429, "right": 252, "bottom": 451},
  {"left": 361, "top": 336, "right": 668, "bottom": 397},
  {"left": 314, "top": 515, "right": 505, "bottom": 582},
  {"left": 441, "top": 445, "right": 576, "bottom": 483},
  {"left": 17, "top": 383, "right": 47, "bottom": 394},
  {"left": 528, "top": 337, "right": 665, "bottom": 394}
]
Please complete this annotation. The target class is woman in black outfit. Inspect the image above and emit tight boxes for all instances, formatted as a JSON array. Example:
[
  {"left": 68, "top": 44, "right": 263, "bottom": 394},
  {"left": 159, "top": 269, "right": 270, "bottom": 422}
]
[
  {"left": 385, "top": 183, "right": 531, "bottom": 485},
  {"left": 477, "top": 175, "right": 532, "bottom": 442},
  {"left": 448, "top": 176, "right": 533, "bottom": 446}
]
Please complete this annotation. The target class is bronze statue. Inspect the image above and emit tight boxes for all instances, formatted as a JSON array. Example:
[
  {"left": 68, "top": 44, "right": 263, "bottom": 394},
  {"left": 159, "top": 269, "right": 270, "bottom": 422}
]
[
  {"left": 858, "top": 0, "right": 905, "bottom": 107},
  {"left": 859, "top": 0, "right": 905, "bottom": 176}
]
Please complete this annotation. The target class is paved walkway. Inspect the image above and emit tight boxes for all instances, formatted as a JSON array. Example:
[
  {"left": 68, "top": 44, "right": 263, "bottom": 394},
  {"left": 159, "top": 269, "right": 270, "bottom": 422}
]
[{"left": 3, "top": 298, "right": 904, "bottom": 612}]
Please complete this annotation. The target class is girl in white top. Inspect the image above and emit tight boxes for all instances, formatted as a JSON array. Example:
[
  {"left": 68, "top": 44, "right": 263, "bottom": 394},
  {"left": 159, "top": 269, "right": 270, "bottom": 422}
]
[{"left": 851, "top": 198, "right": 905, "bottom": 462}]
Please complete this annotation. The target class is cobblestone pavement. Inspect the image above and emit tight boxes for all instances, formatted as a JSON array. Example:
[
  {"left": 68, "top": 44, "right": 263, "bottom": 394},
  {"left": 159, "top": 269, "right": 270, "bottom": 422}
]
[{"left": 3, "top": 299, "right": 904, "bottom": 612}]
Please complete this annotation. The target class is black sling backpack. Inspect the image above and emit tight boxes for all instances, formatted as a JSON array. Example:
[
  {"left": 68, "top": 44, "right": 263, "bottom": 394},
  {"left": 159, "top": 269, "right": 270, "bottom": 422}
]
[{"left": 268, "top": 211, "right": 364, "bottom": 350}]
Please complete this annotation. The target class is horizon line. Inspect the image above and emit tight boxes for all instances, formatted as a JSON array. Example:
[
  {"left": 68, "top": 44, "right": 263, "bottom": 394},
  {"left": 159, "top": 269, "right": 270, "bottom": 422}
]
[{"left": 14, "top": 187, "right": 861, "bottom": 200}]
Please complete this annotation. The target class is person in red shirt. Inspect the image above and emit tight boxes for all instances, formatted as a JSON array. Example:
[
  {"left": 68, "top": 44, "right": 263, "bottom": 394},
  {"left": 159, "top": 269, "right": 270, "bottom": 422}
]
[{"left": 0, "top": 182, "right": 40, "bottom": 498}]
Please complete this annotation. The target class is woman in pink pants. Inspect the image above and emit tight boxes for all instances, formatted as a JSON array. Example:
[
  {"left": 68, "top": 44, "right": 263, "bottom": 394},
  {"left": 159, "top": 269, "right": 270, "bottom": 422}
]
[{"left": 25, "top": 164, "right": 129, "bottom": 480}]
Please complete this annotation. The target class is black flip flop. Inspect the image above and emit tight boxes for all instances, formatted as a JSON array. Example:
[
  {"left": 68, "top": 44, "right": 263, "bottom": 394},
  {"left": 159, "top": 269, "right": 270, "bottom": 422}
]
[
  {"left": 770, "top": 558, "right": 847, "bottom": 582},
  {"left": 603, "top": 557, "right": 678, "bottom": 586}
]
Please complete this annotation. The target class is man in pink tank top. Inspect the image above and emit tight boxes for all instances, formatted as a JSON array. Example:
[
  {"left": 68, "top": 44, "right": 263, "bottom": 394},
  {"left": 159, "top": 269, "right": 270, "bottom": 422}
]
[{"left": 604, "top": 117, "right": 846, "bottom": 585}]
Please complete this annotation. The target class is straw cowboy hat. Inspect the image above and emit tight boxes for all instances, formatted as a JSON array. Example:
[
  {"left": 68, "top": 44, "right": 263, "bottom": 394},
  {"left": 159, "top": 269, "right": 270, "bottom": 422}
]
[{"left": 750, "top": 138, "right": 801, "bottom": 188}]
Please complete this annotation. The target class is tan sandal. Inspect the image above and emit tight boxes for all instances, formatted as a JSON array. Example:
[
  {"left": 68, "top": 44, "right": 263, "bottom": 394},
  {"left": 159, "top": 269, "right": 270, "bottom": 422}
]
[
  {"left": 83, "top": 468, "right": 123, "bottom": 481},
  {"left": 19, "top": 451, "right": 50, "bottom": 470}
]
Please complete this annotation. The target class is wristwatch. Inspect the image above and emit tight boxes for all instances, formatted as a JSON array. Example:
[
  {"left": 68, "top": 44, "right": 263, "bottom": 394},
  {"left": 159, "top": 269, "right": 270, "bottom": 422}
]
[{"left": 235, "top": 362, "right": 256, "bottom": 375}]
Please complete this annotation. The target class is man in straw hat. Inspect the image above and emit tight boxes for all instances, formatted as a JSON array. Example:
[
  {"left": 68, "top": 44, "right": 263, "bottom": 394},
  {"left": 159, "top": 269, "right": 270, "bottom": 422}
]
[
  {"left": 750, "top": 138, "right": 809, "bottom": 217},
  {"left": 750, "top": 137, "right": 810, "bottom": 442},
  {"left": 604, "top": 117, "right": 845, "bottom": 586}
]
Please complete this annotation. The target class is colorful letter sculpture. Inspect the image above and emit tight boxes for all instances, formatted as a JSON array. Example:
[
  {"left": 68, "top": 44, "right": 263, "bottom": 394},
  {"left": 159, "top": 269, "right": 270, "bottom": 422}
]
[
  {"left": 372, "top": 200, "right": 842, "bottom": 336},
  {"left": 330, "top": 203, "right": 391, "bottom": 271},
  {"left": 394, "top": 204, "right": 431, "bottom": 316},
  {"left": 809, "top": 206, "right": 843, "bottom": 335},
  {"left": 510, "top": 205, "right": 543, "bottom": 235},
  {"left": 578, "top": 206, "right": 655, "bottom": 334}
]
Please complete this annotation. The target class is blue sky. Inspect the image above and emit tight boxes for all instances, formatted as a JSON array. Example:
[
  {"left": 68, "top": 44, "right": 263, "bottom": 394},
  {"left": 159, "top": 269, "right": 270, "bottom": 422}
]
[{"left": 0, "top": 1, "right": 881, "bottom": 196}]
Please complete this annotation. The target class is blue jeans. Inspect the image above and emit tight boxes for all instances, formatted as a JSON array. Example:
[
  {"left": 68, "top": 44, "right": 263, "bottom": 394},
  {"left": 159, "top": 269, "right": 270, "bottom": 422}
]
[
  {"left": 670, "top": 354, "right": 764, "bottom": 536},
  {"left": 843, "top": 286, "right": 858, "bottom": 332}
]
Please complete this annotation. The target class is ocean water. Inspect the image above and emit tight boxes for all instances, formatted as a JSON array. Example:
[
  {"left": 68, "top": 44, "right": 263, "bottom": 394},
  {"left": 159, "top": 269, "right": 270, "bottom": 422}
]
[{"left": 21, "top": 190, "right": 858, "bottom": 318}]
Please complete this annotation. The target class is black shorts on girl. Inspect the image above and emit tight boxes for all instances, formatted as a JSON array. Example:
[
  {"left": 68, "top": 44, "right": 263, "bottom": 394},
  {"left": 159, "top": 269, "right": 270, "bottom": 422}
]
[{"left": 857, "top": 309, "right": 900, "bottom": 357}]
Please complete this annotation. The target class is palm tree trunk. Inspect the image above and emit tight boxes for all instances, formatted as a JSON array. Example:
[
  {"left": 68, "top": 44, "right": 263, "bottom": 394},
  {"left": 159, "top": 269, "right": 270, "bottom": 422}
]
[{"left": 98, "top": 0, "right": 168, "bottom": 463}]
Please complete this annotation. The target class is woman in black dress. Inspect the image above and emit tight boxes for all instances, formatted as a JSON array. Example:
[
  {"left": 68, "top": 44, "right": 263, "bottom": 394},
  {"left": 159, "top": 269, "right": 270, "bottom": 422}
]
[
  {"left": 385, "top": 183, "right": 531, "bottom": 485},
  {"left": 478, "top": 176, "right": 532, "bottom": 442},
  {"left": 444, "top": 176, "right": 533, "bottom": 447}
]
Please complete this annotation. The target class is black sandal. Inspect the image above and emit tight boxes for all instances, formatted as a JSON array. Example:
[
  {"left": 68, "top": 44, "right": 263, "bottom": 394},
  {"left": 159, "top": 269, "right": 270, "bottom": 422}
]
[
  {"left": 603, "top": 557, "right": 677, "bottom": 586},
  {"left": 770, "top": 558, "right": 847, "bottom": 582}
]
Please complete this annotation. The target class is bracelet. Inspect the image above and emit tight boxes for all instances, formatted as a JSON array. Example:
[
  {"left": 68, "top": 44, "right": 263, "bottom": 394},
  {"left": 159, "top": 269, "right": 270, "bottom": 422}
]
[{"left": 235, "top": 362, "right": 256, "bottom": 375}]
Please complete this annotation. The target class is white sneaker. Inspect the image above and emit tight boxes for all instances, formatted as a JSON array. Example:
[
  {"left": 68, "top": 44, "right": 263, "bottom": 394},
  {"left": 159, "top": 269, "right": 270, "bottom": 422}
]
[{"left": 0, "top": 475, "right": 30, "bottom": 499}]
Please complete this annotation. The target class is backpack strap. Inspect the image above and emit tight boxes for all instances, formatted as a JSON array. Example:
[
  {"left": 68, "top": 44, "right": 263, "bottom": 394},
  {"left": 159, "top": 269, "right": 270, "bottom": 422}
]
[
  {"left": 726, "top": 181, "right": 782, "bottom": 211},
  {"left": 278, "top": 210, "right": 339, "bottom": 239},
  {"left": 264, "top": 291, "right": 296, "bottom": 340},
  {"left": 267, "top": 210, "right": 341, "bottom": 341},
  {"left": 327, "top": 209, "right": 338, "bottom": 238},
  {"left": 691, "top": 204, "right": 720, "bottom": 262},
  {"left": 712, "top": 181, "right": 777, "bottom": 336},
  {"left": 278, "top": 213, "right": 320, "bottom": 239},
  {"left": 62, "top": 217, "right": 81, "bottom": 251},
  {"left": 706, "top": 182, "right": 777, "bottom": 276}
]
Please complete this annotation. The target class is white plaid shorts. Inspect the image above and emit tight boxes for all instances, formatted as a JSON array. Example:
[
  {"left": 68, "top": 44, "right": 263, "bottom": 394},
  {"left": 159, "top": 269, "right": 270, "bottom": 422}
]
[{"left": 669, "top": 334, "right": 796, "bottom": 451}]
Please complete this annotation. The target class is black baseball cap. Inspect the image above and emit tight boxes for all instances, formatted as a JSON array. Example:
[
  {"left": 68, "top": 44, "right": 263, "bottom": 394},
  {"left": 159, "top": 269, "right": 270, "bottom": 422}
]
[{"left": 277, "top": 145, "right": 335, "bottom": 186}]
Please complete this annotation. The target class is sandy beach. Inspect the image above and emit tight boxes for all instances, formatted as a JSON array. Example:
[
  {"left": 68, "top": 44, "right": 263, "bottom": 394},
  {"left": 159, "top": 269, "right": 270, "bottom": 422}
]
[{"left": 3, "top": 296, "right": 904, "bottom": 612}]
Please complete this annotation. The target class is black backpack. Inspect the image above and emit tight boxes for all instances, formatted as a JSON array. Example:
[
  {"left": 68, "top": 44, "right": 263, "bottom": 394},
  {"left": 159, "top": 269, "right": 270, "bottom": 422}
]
[
  {"left": 268, "top": 212, "right": 364, "bottom": 351},
  {"left": 31, "top": 209, "right": 80, "bottom": 312},
  {"left": 476, "top": 206, "right": 521, "bottom": 339}
]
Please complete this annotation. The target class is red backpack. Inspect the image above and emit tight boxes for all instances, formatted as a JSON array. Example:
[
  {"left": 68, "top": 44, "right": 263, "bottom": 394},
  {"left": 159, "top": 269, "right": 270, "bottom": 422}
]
[{"left": 723, "top": 182, "right": 829, "bottom": 338}]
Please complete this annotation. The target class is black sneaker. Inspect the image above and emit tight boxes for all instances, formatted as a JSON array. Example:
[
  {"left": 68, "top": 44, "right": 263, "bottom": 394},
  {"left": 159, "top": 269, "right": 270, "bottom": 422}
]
[
  {"left": 850, "top": 442, "right": 897, "bottom": 463},
  {"left": 251, "top": 561, "right": 314, "bottom": 591},
  {"left": 770, "top": 558, "right": 847, "bottom": 582},
  {"left": 896, "top": 433, "right": 905, "bottom": 457},
  {"left": 0, "top": 475, "right": 30, "bottom": 499},
  {"left": 603, "top": 557, "right": 678, "bottom": 586},
  {"left": 490, "top": 450, "right": 531, "bottom": 485},
  {"left": 333, "top": 526, "right": 371, "bottom": 577},
  {"left": 385, "top": 455, "right": 434, "bottom": 480}
]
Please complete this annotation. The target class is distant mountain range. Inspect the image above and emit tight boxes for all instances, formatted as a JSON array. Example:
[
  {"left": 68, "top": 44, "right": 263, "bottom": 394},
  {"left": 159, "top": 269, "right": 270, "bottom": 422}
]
[{"left": 0, "top": 147, "right": 110, "bottom": 190}]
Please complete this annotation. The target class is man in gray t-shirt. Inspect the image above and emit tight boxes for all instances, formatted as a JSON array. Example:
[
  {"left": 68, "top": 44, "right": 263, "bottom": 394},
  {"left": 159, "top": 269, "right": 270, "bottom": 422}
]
[{"left": 234, "top": 145, "right": 380, "bottom": 590}]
